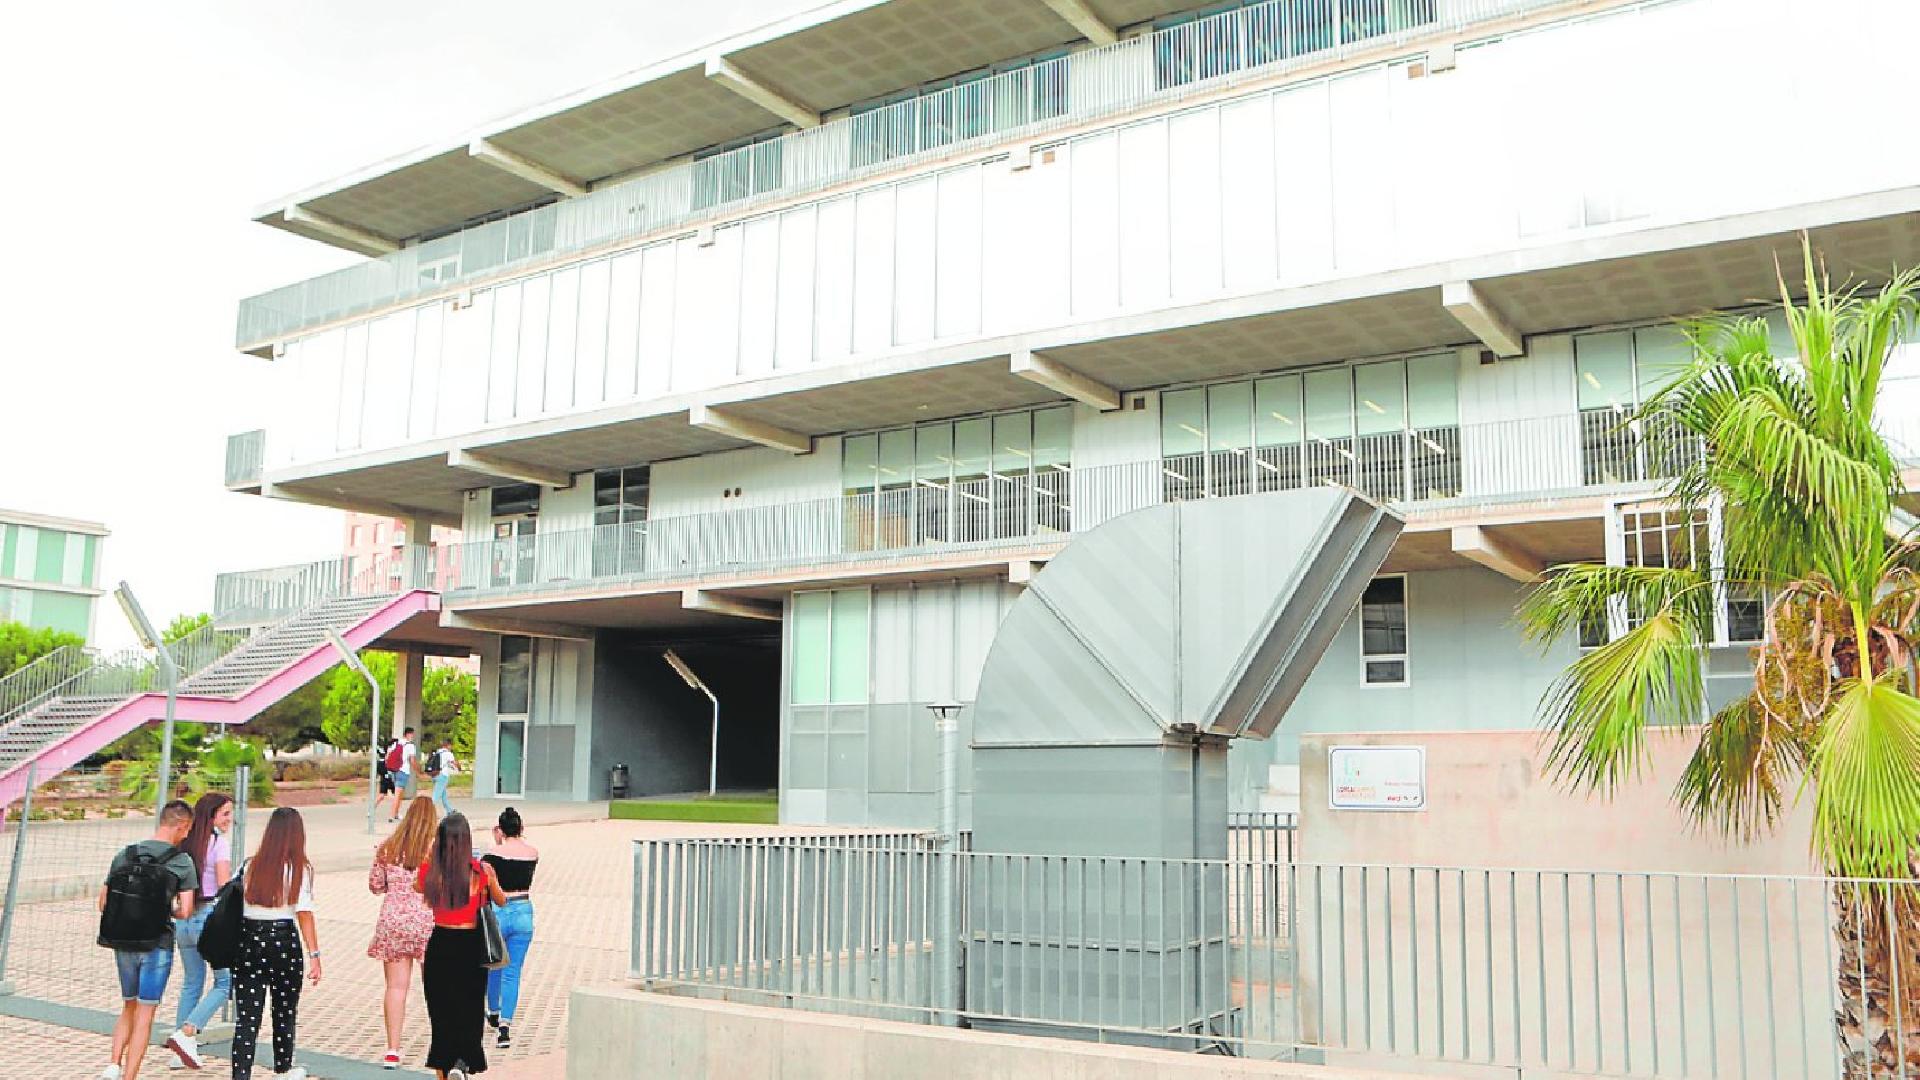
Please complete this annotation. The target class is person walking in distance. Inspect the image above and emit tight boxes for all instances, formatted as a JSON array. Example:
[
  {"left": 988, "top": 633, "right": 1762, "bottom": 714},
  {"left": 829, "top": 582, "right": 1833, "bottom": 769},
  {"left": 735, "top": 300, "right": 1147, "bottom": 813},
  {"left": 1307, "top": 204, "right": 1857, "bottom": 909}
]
[
  {"left": 382, "top": 728, "right": 418, "bottom": 823},
  {"left": 416, "top": 813, "right": 505, "bottom": 1080},
  {"left": 367, "top": 796, "right": 439, "bottom": 1069},
  {"left": 424, "top": 738, "right": 458, "bottom": 816},
  {"left": 481, "top": 808, "right": 538, "bottom": 1051},
  {"left": 229, "top": 808, "right": 323, "bottom": 1080},
  {"left": 164, "top": 792, "right": 234, "bottom": 1070},
  {"left": 97, "top": 799, "right": 196, "bottom": 1080}
]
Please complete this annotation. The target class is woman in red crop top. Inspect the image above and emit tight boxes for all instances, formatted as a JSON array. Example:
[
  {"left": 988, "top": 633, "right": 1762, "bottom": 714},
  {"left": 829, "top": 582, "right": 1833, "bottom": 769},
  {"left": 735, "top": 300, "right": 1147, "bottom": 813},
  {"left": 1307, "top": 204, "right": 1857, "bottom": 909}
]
[{"left": 413, "top": 813, "right": 504, "bottom": 1079}]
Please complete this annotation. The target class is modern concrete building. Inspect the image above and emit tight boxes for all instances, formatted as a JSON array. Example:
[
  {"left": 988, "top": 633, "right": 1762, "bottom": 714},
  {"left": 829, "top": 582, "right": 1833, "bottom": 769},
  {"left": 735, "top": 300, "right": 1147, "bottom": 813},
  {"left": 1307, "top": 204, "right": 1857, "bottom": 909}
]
[
  {"left": 0, "top": 509, "right": 107, "bottom": 640},
  {"left": 202, "top": 0, "right": 1920, "bottom": 821}
]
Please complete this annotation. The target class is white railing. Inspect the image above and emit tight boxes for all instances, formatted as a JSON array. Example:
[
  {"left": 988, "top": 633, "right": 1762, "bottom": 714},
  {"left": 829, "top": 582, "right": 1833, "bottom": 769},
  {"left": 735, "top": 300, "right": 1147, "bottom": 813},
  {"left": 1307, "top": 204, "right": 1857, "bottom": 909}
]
[
  {"left": 236, "top": 0, "right": 1584, "bottom": 348},
  {"left": 211, "top": 549, "right": 424, "bottom": 627}
]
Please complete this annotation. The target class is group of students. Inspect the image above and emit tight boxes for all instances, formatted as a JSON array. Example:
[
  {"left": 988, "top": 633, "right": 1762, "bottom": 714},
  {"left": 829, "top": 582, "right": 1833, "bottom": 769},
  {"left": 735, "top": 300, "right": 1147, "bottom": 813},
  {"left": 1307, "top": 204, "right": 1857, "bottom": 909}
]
[
  {"left": 378, "top": 726, "right": 461, "bottom": 818},
  {"left": 96, "top": 788, "right": 538, "bottom": 1080}
]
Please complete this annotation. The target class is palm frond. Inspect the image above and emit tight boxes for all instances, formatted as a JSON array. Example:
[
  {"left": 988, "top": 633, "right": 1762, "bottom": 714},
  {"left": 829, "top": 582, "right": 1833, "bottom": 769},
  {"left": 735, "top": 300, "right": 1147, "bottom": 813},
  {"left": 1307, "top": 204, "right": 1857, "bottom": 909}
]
[
  {"left": 1810, "top": 677, "right": 1920, "bottom": 879},
  {"left": 1518, "top": 563, "right": 1712, "bottom": 647},
  {"left": 1673, "top": 692, "right": 1812, "bottom": 841},
  {"left": 1538, "top": 609, "right": 1707, "bottom": 794}
]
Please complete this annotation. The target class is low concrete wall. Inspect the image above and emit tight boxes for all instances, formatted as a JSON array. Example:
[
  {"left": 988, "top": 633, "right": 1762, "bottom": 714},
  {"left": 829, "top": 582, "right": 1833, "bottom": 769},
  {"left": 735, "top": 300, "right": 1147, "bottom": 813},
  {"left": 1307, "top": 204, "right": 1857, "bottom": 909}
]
[{"left": 569, "top": 985, "right": 1418, "bottom": 1080}]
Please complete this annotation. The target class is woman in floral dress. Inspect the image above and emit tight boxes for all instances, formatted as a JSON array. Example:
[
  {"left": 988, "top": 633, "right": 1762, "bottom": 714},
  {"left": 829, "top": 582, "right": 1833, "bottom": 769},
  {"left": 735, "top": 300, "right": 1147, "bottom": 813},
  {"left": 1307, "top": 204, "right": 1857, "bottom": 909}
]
[{"left": 368, "top": 795, "right": 438, "bottom": 1069}]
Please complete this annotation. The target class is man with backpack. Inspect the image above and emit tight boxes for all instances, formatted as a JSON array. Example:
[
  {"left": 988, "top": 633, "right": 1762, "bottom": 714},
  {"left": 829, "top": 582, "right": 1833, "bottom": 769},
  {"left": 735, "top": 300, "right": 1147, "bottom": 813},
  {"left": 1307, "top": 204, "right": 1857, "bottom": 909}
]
[
  {"left": 97, "top": 799, "right": 196, "bottom": 1080},
  {"left": 381, "top": 726, "right": 417, "bottom": 823},
  {"left": 424, "top": 736, "right": 458, "bottom": 814}
]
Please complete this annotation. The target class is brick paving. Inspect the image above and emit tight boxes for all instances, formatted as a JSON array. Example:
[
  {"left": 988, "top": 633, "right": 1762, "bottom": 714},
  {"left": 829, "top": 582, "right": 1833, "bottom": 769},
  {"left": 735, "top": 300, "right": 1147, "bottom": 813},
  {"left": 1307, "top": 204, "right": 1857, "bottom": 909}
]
[{"left": 0, "top": 802, "right": 845, "bottom": 1078}]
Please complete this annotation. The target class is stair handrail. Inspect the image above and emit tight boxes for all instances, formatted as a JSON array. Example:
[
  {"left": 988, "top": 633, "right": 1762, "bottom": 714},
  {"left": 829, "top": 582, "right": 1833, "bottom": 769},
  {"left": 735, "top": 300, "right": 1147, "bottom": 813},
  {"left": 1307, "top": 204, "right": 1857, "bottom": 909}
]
[{"left": 0, "top": 644, "right": 99, "bottom": 727}]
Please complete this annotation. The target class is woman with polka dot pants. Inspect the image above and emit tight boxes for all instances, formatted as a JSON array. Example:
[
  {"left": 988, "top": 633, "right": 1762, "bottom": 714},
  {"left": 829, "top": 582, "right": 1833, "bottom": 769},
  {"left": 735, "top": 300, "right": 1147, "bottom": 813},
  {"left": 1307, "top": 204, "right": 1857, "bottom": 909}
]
[{"left": 231, "top": 808, "right": 322, "bottom": 1080}]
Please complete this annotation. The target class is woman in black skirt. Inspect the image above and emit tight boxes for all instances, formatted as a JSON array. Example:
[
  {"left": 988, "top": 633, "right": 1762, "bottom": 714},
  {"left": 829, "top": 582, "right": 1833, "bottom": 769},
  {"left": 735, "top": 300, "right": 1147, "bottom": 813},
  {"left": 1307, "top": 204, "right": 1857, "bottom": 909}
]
[{"left": 414, "top": 812, "right": 505, "bottom": 1079}]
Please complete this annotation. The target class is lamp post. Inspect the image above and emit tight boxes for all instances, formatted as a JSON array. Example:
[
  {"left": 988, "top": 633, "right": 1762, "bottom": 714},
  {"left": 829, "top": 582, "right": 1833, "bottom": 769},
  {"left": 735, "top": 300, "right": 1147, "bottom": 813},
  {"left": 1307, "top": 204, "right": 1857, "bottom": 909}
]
[
  {"left": 326, "top": 629, "right": 381, "bottom": 835},
  {"left": 926, "top": 700, "right": 964, "bottom": 1027},
  {"left": 664, "top": 650, "right": 719, "bottom": 796},
  {"left": 113, "top": 583, "right": 175, "bottom": 818}
]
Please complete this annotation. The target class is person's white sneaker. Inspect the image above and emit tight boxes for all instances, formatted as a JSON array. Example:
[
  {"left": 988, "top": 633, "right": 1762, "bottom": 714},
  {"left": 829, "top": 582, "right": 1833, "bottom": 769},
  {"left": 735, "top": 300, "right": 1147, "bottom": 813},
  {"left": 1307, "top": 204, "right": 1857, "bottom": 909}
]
[
  {"left": 448, "top": 1064, "right": 468, "bottom": 1080},
  {"left": 165, "top": 1029, "right": 205, "bottom": 1070},
  {"left": 274, "top": 1069, "right": 307, "bottom": 1080},
  {"left": 99, "top": 1066, "right": 123, "bottom": 1080}
]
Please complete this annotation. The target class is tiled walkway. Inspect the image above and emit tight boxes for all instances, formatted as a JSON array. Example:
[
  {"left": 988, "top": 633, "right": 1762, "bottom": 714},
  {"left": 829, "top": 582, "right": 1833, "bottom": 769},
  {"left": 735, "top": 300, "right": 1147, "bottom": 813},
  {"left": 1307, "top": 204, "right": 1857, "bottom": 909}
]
[{"left": 0, "top": 802, "right": 840, "bottom": 1078}]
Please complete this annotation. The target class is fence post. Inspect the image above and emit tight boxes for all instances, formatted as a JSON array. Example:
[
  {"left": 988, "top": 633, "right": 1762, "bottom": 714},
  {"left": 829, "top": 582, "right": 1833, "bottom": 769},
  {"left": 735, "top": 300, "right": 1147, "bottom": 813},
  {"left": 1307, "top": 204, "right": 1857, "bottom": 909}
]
[
  {"left": 0, "top": 763, "right": 38, "bottom": 994},
  {"left": 232, "top": 765, "right": 250, "bottom": 865}
]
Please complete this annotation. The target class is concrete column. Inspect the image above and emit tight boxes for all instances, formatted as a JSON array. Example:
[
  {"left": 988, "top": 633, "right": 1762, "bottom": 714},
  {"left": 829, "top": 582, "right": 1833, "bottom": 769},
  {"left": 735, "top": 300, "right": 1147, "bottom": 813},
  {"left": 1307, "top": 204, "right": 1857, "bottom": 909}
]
[{"left": 393, "top": 651, "right": 425, "bottom": 741}]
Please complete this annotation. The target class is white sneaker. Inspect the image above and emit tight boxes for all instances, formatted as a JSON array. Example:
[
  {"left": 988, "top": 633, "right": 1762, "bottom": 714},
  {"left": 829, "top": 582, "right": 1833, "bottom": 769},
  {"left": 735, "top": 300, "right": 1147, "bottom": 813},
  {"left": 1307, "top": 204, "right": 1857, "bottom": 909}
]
[
  {"left": 165, "top": 1029, "right": 205, "bottom": 1070},
  {"left": 274, "top": 1069, "right": 307, "bottom": 1080},
  {"left": 99, "top": 1066, "right": 123, "bottom": 1080},
  {"left": 448, "top": 1065, "right": 468, "bottom": 1080}
]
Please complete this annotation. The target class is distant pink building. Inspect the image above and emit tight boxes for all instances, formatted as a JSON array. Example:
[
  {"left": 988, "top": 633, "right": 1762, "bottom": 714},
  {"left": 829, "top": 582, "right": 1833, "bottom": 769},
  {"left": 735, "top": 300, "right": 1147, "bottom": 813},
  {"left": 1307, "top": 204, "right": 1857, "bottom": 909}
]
[{"left": 341, "top": 513, "right": 475, "bottom": 674}]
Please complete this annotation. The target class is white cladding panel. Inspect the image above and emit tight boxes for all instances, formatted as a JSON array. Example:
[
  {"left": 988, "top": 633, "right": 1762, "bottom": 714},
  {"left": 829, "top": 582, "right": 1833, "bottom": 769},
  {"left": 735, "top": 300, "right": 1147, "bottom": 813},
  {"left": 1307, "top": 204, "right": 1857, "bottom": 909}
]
[
  {"left": 650, "top": 439, "right": 843, "bottom": 517},
  {"left": 865, "top": 580, "right": 1021, "bottom": 706},
  {"left": 260, "top": 0, "right": 1920, "bottom": 473}
]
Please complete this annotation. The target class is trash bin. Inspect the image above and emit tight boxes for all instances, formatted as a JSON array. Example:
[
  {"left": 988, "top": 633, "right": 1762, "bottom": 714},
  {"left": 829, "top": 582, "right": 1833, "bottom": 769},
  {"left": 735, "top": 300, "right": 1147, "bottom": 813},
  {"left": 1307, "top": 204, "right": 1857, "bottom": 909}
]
[{"left": 609, "top": 763, "right": 630, "bottom": 799}]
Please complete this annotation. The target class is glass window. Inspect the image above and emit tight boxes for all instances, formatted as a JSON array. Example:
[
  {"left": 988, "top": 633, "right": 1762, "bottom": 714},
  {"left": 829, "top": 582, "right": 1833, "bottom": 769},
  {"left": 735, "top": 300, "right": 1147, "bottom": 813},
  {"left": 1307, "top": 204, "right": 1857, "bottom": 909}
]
[
  {"left": 491, "top": 483, "right": 540, "bottom": 517},
  {"left": 952, "top": 419, "right": 991, "bottom": 481},
  {"left": 828, "top": 589, "right": 870, "bottom": 704},
  {"left": 1032, "top": 407, "right": 1071, "bottom": 470},
  {"left": 1207, "top": 382, "right": 1254, "bottom": 451},
  {"left": 1161, "top": 388, "right": 1208, "bottom": 456},
  {"left": 1633, "top": 325, "right": 1692, "bottom": 400},
  {"left": 1406, "top": 354, "right": 1458, "bottom": 429},
  {"left": 497, "top": 636, "right": 532, "bottom": 715},
  {"left": 1304, "top": 369, "right": 1354, "bottom": 441},
  {"left": 1360, "top": 576, "right": 1408, "bottom": 685},
  {"left": 993, "top": 413, "right": 1032, "bottom": 475},
  {"left": 1255, "top": 376, "right": 1302, "bottom": 447},
  {"left": 915, "top": 423, "right": 953, "bottom": 484},
  {"left": 1576, "top": 331, "right": 1636, "bottom": 412},
  {"left": 790, "top": 592, "right": 831, "bottom": 705},
  {"left": 1353, "top": 361, "right": 1406, "bottom": 437},
  {"left": 842, "top": 433, "right": 878, "bottom": 494},
  {"left": 878, "top": 429, "right": 914, "bottom": 489}
]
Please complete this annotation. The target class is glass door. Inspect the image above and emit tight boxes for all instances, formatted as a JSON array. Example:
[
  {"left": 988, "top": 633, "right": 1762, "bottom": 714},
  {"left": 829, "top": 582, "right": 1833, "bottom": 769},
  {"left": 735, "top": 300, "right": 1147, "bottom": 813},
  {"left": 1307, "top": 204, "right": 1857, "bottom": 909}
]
[{"left": 494, "top": 636, "right": 532, "bottom": 796}]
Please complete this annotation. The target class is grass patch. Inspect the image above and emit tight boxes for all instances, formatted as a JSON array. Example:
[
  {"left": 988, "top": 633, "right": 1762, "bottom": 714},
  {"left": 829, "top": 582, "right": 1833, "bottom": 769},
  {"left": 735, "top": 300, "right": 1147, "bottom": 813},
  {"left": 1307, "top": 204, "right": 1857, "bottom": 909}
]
[{"left": 610, "top": 794, "right": 778, "bottom": 824}]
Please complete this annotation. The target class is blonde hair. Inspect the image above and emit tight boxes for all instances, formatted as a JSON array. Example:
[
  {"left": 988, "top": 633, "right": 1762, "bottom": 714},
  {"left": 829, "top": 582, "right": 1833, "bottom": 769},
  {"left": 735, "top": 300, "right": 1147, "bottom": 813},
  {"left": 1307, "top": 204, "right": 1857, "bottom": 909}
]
[{"left": 377, "top": 796, "right": 439, "bottom": 870}]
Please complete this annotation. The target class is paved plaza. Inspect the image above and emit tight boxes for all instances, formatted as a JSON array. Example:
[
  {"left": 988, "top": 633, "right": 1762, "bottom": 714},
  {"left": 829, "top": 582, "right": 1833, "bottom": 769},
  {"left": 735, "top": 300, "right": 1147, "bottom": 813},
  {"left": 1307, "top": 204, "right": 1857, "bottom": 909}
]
[{"left": 0, "top": 798, "right": 831, "bottom": 1079}]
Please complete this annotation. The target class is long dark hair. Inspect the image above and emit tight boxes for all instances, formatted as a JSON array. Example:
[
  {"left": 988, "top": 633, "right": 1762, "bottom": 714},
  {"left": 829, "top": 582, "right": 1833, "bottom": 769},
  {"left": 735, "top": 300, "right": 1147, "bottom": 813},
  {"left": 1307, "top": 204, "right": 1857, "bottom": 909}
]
[
  {"left": 245, "top": 807, "right": 311, "bottom": 907},
  {"left": 423, "top": 812, "right": 475, "bottom": 910},
  {"left": 182, "top": 793, "right": 231, "bottom": 895},
  {"left": 496, "top": 807, "right": 523, "bottom": 838}
]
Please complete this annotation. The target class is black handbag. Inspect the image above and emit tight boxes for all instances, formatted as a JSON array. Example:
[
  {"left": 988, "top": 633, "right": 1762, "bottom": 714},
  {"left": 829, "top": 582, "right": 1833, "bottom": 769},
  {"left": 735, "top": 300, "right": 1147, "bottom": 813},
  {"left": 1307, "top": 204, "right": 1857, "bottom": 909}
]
[
  {"left": 196, "top": 862, "right": 247, "bottom": 970},
  {"left": 479, "top": 902, "right": 508, "bottom": 970}
]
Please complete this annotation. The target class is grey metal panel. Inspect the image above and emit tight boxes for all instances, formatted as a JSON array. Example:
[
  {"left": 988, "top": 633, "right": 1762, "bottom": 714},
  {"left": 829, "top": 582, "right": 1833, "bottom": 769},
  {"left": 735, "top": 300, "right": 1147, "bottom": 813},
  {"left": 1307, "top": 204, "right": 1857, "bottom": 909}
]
[
  {"left": 1027, "top": 506, "right": 1181, "bottom": 726},
  {"left": 971, "top": 596, "right": 1164, "bottom": 748},
  {"left": 871, "top": 588, "right": 913, "bottom": 705},
  {"left": 867, "top": 703, "right": 916, "bottom": 794}
]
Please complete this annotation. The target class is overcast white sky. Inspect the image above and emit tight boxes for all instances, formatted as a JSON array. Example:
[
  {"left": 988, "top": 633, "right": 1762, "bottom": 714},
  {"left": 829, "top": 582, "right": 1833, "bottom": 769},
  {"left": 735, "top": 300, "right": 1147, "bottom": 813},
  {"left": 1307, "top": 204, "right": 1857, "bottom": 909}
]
[{"left": 0, "top": 0, "right": 800, "bottom": 651}]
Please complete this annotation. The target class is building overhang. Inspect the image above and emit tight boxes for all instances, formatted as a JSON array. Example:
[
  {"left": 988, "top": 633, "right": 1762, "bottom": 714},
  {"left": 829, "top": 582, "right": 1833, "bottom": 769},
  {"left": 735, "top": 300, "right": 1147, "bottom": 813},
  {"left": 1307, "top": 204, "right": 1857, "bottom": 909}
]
[{"left": 251, "top": 0, "right": 1199, "bottom": 251}]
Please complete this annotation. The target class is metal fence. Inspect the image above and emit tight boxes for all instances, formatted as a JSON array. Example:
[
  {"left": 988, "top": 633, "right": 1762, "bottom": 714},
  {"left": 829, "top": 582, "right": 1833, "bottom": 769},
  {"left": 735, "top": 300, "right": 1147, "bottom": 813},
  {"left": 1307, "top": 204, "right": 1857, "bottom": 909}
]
[
  {"left": 224, "top": 429, "right": 264, "bottom": 488},
  {"left": 0, "top": 765, "right": 251, "bottom": 1012},
  {"left": 630, "top": 835, "right": 1920, "bottom": 1078},
  {"left": 236, "top": 0, "right": 1582, "bottom": 348}
]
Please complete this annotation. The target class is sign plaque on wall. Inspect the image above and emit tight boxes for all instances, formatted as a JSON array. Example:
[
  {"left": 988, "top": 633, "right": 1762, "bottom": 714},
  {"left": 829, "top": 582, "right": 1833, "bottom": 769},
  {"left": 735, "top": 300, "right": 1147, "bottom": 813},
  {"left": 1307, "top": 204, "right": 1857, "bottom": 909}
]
[{"left": 1328, "top": 745, "right": 1426, "bottom": 810}]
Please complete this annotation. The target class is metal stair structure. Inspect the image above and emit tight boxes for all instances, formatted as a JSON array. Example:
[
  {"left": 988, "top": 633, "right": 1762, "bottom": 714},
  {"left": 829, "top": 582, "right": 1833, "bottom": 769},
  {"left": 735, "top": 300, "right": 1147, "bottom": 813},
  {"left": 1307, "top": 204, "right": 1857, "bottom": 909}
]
[{"left": 0, "top": 589, "right": 439, "bottom": 810}]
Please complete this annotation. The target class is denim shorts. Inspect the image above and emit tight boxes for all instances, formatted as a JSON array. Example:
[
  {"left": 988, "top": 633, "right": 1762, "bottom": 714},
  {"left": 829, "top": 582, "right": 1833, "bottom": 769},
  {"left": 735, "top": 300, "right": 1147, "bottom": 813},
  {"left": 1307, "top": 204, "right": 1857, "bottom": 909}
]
[
  {"left": 391, "top": 770, "right": 411, "bottom": 790},
  {"left": 115, "top": 948, "right": 173, "bottom": 1005}
]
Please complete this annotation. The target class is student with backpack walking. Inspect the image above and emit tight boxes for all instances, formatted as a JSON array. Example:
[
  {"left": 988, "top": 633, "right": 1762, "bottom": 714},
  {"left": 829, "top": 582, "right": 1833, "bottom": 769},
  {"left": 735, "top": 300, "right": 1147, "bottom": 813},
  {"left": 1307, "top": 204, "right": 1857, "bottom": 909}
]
[
  {"left": 230, "top": 807, "right": 323, "bottom": 1080},
  {"left": 416, "top": 813, "right": 505, "bottom": 1080},
  {"left": 424, "top": 739, "right": 458, "bottom": 816},
  {"left": 98, "top": 799, "right": 197, "bottom": 1080},
  {"left": 164, "top": 792, "right": 234, "bottom": 1070},
  {"left": 382, "top": 728, "right": 417, "bottom": 823}
]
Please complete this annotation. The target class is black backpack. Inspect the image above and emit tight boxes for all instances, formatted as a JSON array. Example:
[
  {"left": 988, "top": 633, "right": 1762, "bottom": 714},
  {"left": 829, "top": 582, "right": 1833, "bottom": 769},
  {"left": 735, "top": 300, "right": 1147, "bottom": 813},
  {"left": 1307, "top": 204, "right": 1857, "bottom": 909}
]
[
  {"left": 196, "top": 862, "right": 247, "bottom": 970},
  {"left": 422, "top": 749, "right": 443, "bottom": 777},
  {"left": 97, "top": 844, "right": 182, "bottom": 951}
]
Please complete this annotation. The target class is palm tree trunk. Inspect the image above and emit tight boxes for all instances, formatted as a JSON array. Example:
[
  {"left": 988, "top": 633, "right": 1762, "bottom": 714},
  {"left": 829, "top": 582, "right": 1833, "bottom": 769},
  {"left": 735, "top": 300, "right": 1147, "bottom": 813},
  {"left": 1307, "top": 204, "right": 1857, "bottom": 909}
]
[{"left": 1834, "top": 879, "right": 1920, "bottom": 1078}]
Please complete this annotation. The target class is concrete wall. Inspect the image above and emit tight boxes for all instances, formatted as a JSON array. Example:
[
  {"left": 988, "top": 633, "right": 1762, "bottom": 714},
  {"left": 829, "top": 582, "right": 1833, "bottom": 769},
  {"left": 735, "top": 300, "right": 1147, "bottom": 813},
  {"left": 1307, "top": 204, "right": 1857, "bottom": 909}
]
[
  {"left": 569, "top": 986, "right": 1409, "bottom": 1080},
  {"left": 592, "top": 634, "right": 781, "bottom": 800}
]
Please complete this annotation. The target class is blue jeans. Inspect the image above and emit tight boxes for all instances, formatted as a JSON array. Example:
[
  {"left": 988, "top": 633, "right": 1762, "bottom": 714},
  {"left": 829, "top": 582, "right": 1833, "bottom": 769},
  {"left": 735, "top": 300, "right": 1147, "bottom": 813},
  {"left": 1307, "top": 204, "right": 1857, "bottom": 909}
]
[
  {"left": 484, "top": 900, "right": 535, "bottom": 1022},
  {"left": 432, "top": 772, "right": 451, "bottom": 813},
  {"left": 114, "top": 947, "right": 173, "bottom": 1005},
  {"left": 174, "top": 905, "right": 230, "bottom": 1031}
]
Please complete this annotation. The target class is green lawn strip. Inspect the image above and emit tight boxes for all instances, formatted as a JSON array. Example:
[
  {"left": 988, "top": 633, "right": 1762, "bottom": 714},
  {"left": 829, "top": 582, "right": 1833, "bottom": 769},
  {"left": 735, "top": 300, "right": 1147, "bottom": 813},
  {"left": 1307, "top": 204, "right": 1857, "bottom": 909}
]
[{"left": 610, "top": 797, "right": 778, "bottom": 823}]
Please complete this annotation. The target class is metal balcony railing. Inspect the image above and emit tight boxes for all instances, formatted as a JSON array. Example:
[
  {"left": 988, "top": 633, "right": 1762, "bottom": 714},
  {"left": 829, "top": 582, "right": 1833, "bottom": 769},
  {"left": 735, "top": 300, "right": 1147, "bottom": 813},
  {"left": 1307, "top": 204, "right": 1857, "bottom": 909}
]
[
  {"left": 225, "top": 429, "right": 265, "bottom": 488},
  {"left": 236, "top": 0, "right": 1584, "bottom": 349}
]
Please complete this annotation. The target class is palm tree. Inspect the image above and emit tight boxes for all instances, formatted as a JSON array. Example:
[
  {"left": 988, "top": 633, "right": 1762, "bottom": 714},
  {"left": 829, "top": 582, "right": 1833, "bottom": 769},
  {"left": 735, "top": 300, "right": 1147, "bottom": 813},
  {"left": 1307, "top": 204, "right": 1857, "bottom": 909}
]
[{"left": 1519, "top": 248, "right": 1920, "bottom": 1078}]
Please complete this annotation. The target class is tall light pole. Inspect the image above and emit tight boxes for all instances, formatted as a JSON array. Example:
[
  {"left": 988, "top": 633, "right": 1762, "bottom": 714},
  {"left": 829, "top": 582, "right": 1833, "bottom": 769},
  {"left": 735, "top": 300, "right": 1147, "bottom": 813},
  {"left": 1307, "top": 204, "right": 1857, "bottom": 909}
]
[
  {"left": 663, "top": 650, "right": 719, "bottom": 796},
  {"left": 926, "top": 700, "right": 964, "bottom": 1027},
  {"left": 326, "top": 629, "right": 381, "bottom": 835},
  {"left": 113, "top": 583, "right": 175, "bottom": 818}
]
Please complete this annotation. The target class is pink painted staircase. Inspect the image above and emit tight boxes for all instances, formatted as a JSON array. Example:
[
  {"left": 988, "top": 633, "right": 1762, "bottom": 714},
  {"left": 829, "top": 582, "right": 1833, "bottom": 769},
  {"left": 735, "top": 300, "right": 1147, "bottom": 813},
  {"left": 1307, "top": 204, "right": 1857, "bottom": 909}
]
[{"left": 0, "top": 590, "right": 439, "bottom": 809}]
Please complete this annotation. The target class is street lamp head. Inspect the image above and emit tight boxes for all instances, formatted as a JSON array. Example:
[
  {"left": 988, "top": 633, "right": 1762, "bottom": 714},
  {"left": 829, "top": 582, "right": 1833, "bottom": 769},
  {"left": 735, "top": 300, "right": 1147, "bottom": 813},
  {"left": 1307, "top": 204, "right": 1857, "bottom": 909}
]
[
  {"left": 112, "top": 581, "right": 162, "bottom": 651},
  {"left": 324, "top": 628, "right": 371, "bottom": 677}
]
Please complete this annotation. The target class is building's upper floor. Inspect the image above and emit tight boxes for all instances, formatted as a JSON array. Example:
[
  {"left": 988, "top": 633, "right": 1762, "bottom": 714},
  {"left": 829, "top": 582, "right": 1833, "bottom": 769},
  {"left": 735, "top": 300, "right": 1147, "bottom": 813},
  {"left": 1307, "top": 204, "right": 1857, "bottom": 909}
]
[
  {"left": 0, "top": 509, "right": 108, "bottom": 639},
  {"left": 228, "top": 0, "right": 1920, "bottom": 520}
]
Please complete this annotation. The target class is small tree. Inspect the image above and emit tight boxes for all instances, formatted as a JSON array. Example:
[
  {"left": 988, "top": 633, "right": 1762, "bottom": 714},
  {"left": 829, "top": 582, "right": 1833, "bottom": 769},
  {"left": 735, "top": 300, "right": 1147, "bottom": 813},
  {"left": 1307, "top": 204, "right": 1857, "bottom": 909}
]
[
  {"left": 423, "top": 663, "right": 477, "bottom": 759},
  {"left": 0, "top": 620, "right": 84, "bottom": 678},
  {"left": 319, "top": 651, "right": 395, "bottom": 750},
  {"left": 1521, "top": 253, "right": 1920, "bottom": 1077}
]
